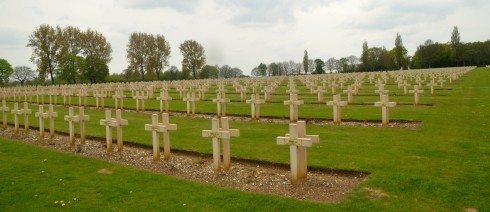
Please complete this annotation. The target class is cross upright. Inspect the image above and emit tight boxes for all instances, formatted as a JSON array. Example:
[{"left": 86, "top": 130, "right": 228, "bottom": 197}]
[
  {"left": 100, "top": 109, "right": 128, "bottom": 154},
  {"left": 261, "top": 86, "right": 272, "bottom": 102},
  {"left": 77, "top": 88, "right": 88, "bottom": 106},
  {"left": 246, "top": 92, "right": 265, "bottom": 120},
  {"left": 313, "top": 86, "right": 326, "bottom": 103},
  {"left": 284, "top": 121, "right": 319, "bottom": 179},
  {"left": 426, "top": 79, "right": 437, "bottom": 95},
  {"left": 182, "top": 89, "right": 199, "bottom": 115},
  {"left": 112, "top": 89, "right": 126, "bottom": 110},
  {"left": 284, "top": 93, "right": 304, "bottom": 123},
  {"left": 197, "top": 85, "right": 207, "bottom": 100},
  {"left": 21, "top": 102, "right": 32, "bottom": 134},
  {"left": 11, "top": 102, "right": 23, "bottom": 134},
  {"left": 145, "top": 114, "right": 167, "bottom": 161},
  {"left": 133, "top": 90, "right": 148, "bottom": 112},
  {"left": 156, "top": 89, "right": 172, "bottom": 112},
  {"left": 330, "top": 81, "right": 338, "bottom": 94},
  {"left": 94, "top": 90, "right": 106, "bottom": 109},
  {"left": 160, "top": 113, "right": 177, "bottom": 160},
  {"left": 239, "top": 86, "right": 248, "bottom": 102},
  {"left": 374, "top": 84, "right": 389, "bottom": 98},
  {"left": 35, "top": 105, "right": 49, "bottom": 139},
  {"left": 374, "top": 94, "right": 397, "bottom": 126},
  {"left": 0, "top": 100, "right": 9, "bottom": 130},
  {"left": 78, "top": 107, "right": 90, "bottom": 144},
  {"left": 326, "top": 94, "right": 347, "bottom": 125},
  {"left": 438, "top": 77, "right": 446, "bottom": 88},
  {"left": 409, "top": 85, "right": 424, "bottom": 105},
  {"left": 64, "top": 107, "right": 80, "bottom": 146},
  {"left": 46, "top": 104, "right": 58, "bottom": 141},
  {"left": 342, "top": 85, "right": 355, "bottom": 104},
  {"left": 219, "top": 117, "right": 239, "bottom": 171},
  {"left": 202, "top": 117, "right": 239, "bottom": 173},
  {"left": 277, "top": 122, "right": 313, "bottom": 184},
  {"left": 415, "top": 77, "right": 424, "bottom": 87},
  {"left": 400, "top": 80, "right": 411, "bottom": 96},
  {"left": 212, "top": 92, "right": 230, "bottom": 117}
]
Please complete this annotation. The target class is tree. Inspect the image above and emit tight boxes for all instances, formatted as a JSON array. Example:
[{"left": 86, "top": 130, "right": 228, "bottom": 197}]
[
  {"left": 127, "top": 32, "right": 149, "bottom": 80},
  {"left": 11, "top": 66, "right": 36, "bottom": 86},
  {"left": 56, "top": 54, "right": 84, "bottom": 84},
  {"left": 81, "top": 28, "right": 112, "bottom": 64},
  {"left": 394, "top": 33, "right": 408, "bottom": 69},
  {"left": 0, "top": 59, "right": 13, "bottom": 85},
  {"left": 149, "top": 35, "right": 171, "bottom": 80},
  {"left": 313, "top": 59, "right": 325, "bottom": 74},
  {"left": 82, "top": 55, "right": 109, "bottom": 84},
  {"left": 325, "top": 57, "right": 338, "bottom": 73},
  {"left": 179, "top": 40, "right": 206, "bottom": 79},
  {"left": 302, "top": 50, "right": 309, "bottom": 74},
  {"left": 60, "top": 26, "right": 83, "bottom": 56},
  {"left": 258, "top": 63, "right": 267, "bottom": 76},
  {"left": 162, "top": 66, "right": 181, "bottom": 81},
  {"left": 451, "top": 26, "right": 462, "bottom": 66},
  {"left": 200, "top": 65, "right": 219, "bottom": 79},
  {"left": 346, "top": 55, "right": 359, "bottom": 71},
  {"left": 27, "top": 24, "right": 63, "bottom": 84},
  {"left": 337, "top": 57, "right": 349, "bottom": 73},
  {"left": 360, "top": 40, "right": 369, "bottom": 71}
]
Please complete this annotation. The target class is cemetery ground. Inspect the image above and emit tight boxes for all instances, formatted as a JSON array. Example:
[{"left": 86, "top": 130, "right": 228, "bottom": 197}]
[{"left": 0, "top": 67, "right": 489, "bottom": 211}]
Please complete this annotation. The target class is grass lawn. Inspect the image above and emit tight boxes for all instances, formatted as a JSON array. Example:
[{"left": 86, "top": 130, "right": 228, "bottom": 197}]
[{"left": 1, "top": 67, "right": 489, "bottom": 211}]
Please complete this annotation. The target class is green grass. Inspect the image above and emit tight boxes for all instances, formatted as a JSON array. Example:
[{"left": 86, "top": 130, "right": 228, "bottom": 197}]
[{"left": 1, "top": 67, "right": 490, "bottom": 211}]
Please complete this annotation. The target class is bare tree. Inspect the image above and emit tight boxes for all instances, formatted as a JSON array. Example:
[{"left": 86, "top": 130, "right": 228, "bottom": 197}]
[{"left": 12, "top": 66, "right": 36, "bottom": 86}]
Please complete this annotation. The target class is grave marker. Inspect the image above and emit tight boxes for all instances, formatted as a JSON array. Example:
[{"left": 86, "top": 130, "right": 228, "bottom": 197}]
[
  {"left": 374, "top": 95, "right": 397, "bottom": 125},
  {"left": 100, "top": 109, "right": 128, "bottom": 154},
  {"left": 284, "top": 93, "right": 304, "bottom": 123},
  {"left": 326, "top": 94, "right": 347, "bottom": 125},
  {"left": 0, "top": 100, "right": 9, "bottom": 130}
]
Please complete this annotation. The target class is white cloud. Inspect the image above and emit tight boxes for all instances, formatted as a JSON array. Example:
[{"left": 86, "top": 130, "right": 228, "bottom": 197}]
[{"left": 0, "top": 0, "right": 489, "bottom": 76}]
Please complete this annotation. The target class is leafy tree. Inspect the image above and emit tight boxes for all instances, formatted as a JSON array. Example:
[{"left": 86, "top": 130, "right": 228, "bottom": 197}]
[
  {"left": 267, "top": 62, "right": 280, "bottom": 76},
  {"left": 127, "top": 32, "right": 149, "bottom": 80},
  {"left": 258, "top": 63, "right": 267, "bottom": 76},
  {"left": 11, "top": 66, "right": 36, "bottom": 86},
  {"left": 338, "top": 57, "right": 349, "bottom": 73},
  {"left": 179, "top": 40, "right": 206, "bottom": 79},
  {"left": 313, "top": 59, "right": 325, "bottom": 74},
  {"left": 0, "top": 59, "right": 13, "bottom": 85},
  {"left": 360, "top": 40, "right": 369, "bottom": 71},
  {"left": 451, "top": 26, "right": 462, "bottom": 66},
  {"left": 346, "top": 55, "right": 359, "bottom": 71},
  {"left": 162, "top": 66, "right": 182, "bottom": 81},
  {"left": 82, "top": 55, "right": 109, "bottom": 84},
  {"left": 302, "top": 50, "right": 309, "bottom": 74},
  {"left": 149, "top": 35, "right": 171, "bottom": 80},
  {"left": 60, "top": 26, "right": 83, "bottom": 56},
  {"left": 394, "top": 33, "right": 408, "bottom": 69},
  {"left": 27, "top": 24, "right": 63, "bottom": 84},
  {"left": 56, "top": 54, "right": 84, "bottom": 84},
  {"left": 200, "top": 65, "right": 219, "bottom": 79}
]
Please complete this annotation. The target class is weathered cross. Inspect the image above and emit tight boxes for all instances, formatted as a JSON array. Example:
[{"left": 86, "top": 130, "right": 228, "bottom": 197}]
[
  {"left": 239, "top": 86, "right": 248, "bottom": 102},
  {"left": 183, "top": 90, "right": 199, "bottom": 115},
  {"left": 246, "top": 92, "right": 265, "bottom": 120},
  {"left": 400, "top": 80, "right": 411, "bottom": 96},
  {"left": 12, "top": 102, "right": 32, "bottom": 134},
  {"left": 77, "top": 107, "right": 90, "bottom": 144},
  {"left": 284, "top": 93, "right": 304, "bottom": 123},
  {"left": 133, "top": 90, "right": 148, "bottom": 112},
  {"left": 313, "top": 86, "right": 326, "bottom": 103},
  {"left": 277, "top": 122, "right": 313, "bottom": 184},
  {"left": 342, "top": 85, "right": 355, "bottom": 104},
  {"left": 77, "top": 88, "right": 89, "bottom": 106},
  {"left": 112, "top": 89, "right": 126, "bottom": 110},
  {"left": 426, "top": 79, "right": 437, "bottom": 95},
  {"left": 212, "top": 92, "right": 230, "bottom": 117},
  {"left": 409, "top": 85, "right": 424, "bottom": 105},
  {"left": 145, "top": 113, "right": 177, "bottom": 161},
  {"left": 374, "top": 94, "right": 397, "bottom": 126},
  {"left": 156, "top": 89, "right": 172, "bottom": 113},
  {"left": 374, "top": 84, "right": 389, "bottom": 98},
  {"left": 46, "top": 104, "right": 58, "bottom": 141},
  {"left": 202, "top": 117, "right": 240, "bottom": 173},
  {"left": 0, "top": 100, "right": 9, "bottom": 130},
  {"left": 326, "top": 94, "right": 347, "bottom": 125},
  {"left": 35, "top": 105, "right": 49, "bottom": 139},
  {"left": 284, "top": 121, "right": 319, "bottom": 179},
  {"left": 100, "top": 109, "right": 128, "bottom": 154},
  {"left": 64, "top": 107, "right": 79, "bottom": 146}
]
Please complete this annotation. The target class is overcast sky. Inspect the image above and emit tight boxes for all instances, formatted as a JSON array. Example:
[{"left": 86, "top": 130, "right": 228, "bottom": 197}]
[{"left": 1, "top": 0, "right": 489, "bottom": 75}]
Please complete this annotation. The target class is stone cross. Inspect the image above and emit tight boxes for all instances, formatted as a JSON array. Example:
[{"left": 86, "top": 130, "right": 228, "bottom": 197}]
[
  {"left": 64, "top": 107, "right": 79, "bottom": 146},
  {"left": 100, "top": 109, "right": 128, "bottom": 154},
  {"left": 202, "top": 117, "right": 240, "bottom": 173},
  {"left": 400, "top": 80, "right": 411, "bottom": 96},
  {"left": 374, "top": 95, "right": 397, "bottom": 126},
  {"left": 330, "top": 81, "right": 338, "bottom": 94},
  {"left": 409, "top": 85, "right": 424, "bottom": 105},
  {"left": 326, "top": 94, "right": 347, "bottom": 125},
  {"left": 342, "top": 85, "right": 355, "bottom": 104},
  {"left": 261, "top": 86, "right": 272, "bottom": 102},
  {"left": 133, "top": 90, "right": 148, "bottom": 112},
  {"left": 46, "top": 104, "right": 58, "bottom": 141},
  {"left": 0, "top": 100, "right": 9, "bottom": 130},
  {"left": 10, "top": 103, "right": 23, "bottom": 134},
  {"left": 77, "top": 89, "right": 88, "bottom": 106},
  {"left": 426, "top": 79, "right": 437, "bottom": 95},
  {"left": 156, "top": 89, "right": 172, "bottom": 113},
  {"left": 277, "top": 122, "right": 313, "bottom": 184},
  {"left": 77, "top": 107, "right": 90, "bottom": 144},
  {"left": 94, "top": 90, "right": 106, "bottom": 109},
  {"left": 21, "top": 102, "right": 32, "bottom": 134},
  {"left": 284, "top": 121, "right": 319, "bottom": 179},
  {"left": 313, "top": 86, "right": 326, "bottom": 103},
  {"left": 212, "top": 92, "right": 230, "bottom": 117},
  {"left": 35, "top": 105, "right": 49, "bottom": 139},
  {"left": 183, "top": 90, "right": 199, "bottom": 115},
  {"left": 438, "top": 77, "right": 446, "bottom": 88},
  {"left": 374, "top": 84, "right": 389, "bottom": 98},
  {"left": 145, "top": 113, "right": 177, "bottom": 161},
  {"left": 246, "top": 92, "right": 265, "bottom": 120},
  {"left": 160, "top": 113, "right": 177, "bottom": 160},
  {"left": 239, "top": 86, "right": 248, "bottom": 102},
  {"left": 112, "top": 89, "right": 125, "bottom": 110},
  {"left": 284, "top": 93, "right": 304, "bottom": 123}
]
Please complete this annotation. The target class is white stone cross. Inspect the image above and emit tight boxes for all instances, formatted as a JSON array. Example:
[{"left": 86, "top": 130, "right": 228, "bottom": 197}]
[
  {"left": 342, "top": 85, "right": 355, "bottom": 104},
  {"left": 156, "top": 89, "right": 172, "bottom": 112},
  {"left": 313, "top": 86, "right": 326, "bottom": 103},
  {"left": 400, "top": 80, "right": 411, "bottom": 96},
  {"left": 10, "top": 102, "right": 24, "bottom": 134},
  {"left": 35, "top": 105, "right": 49, "bottom": 139},
  {"left": 374, "top": 84, "right": 389, "bottom": 98},
  {"left": 183, "top": 90, "right": 199, "bottom": 115},
  {"left": 202, "top": 117, "right": 240, "bottom": 173},
  {"left": 212, "top": 92, "right": 230, "bottom": 117},
  {"left": 284, "top": 93, "right": 304, "bottom": 123},
  {"left": 246, "top": 93, "right": 265, "bottom": 120},
  {"left": 326, "top": 94, "right": 347, "bottom": 125},
  {"left": 277, "top": 122, "right": 313, "bottom": 184},
  {"left": 77, "top": 89, "right": 89, "bottom": 106},
  {"left": 0, "top": 100, "right": 9, "bottom": 130},
  {"left": 426, "top": 79, "right": 437, "bottom": 95},
  {"left": 239, "top": 86, "right": 248, "bottom": 102},
  {"left": 133, "top": 90, "right": 148, "bottom": 112},
  {"left": 64, "top": 107, "right": 80, "bottom": 146},
  {"left": 112, "top": 89, "right": 126, "bottom": 110},
  {"left": 145, "top": 113, "right": 177, "bottom": 161},
  {"left": 284, "top": 121, "right": 319, "bottom": 179},
  {"left": 374, "top": 95, "right": 397, "bottom": 126},
  {"left": 77, "top": 107, "right": 90, "bottom": 144},
  {"left": 100, "top": 109, "right": 128, "bottom": 154},
  {"left": 46, "top": 104, "right": 58, "bottom": 141},
  {"left": 409, "top": 85, "right": 424, "bottom": 105}
]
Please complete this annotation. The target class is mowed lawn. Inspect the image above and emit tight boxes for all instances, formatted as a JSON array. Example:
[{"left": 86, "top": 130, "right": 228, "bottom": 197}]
[{"left": 0, "top": 67, "right": 489, "bottom": 211}]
